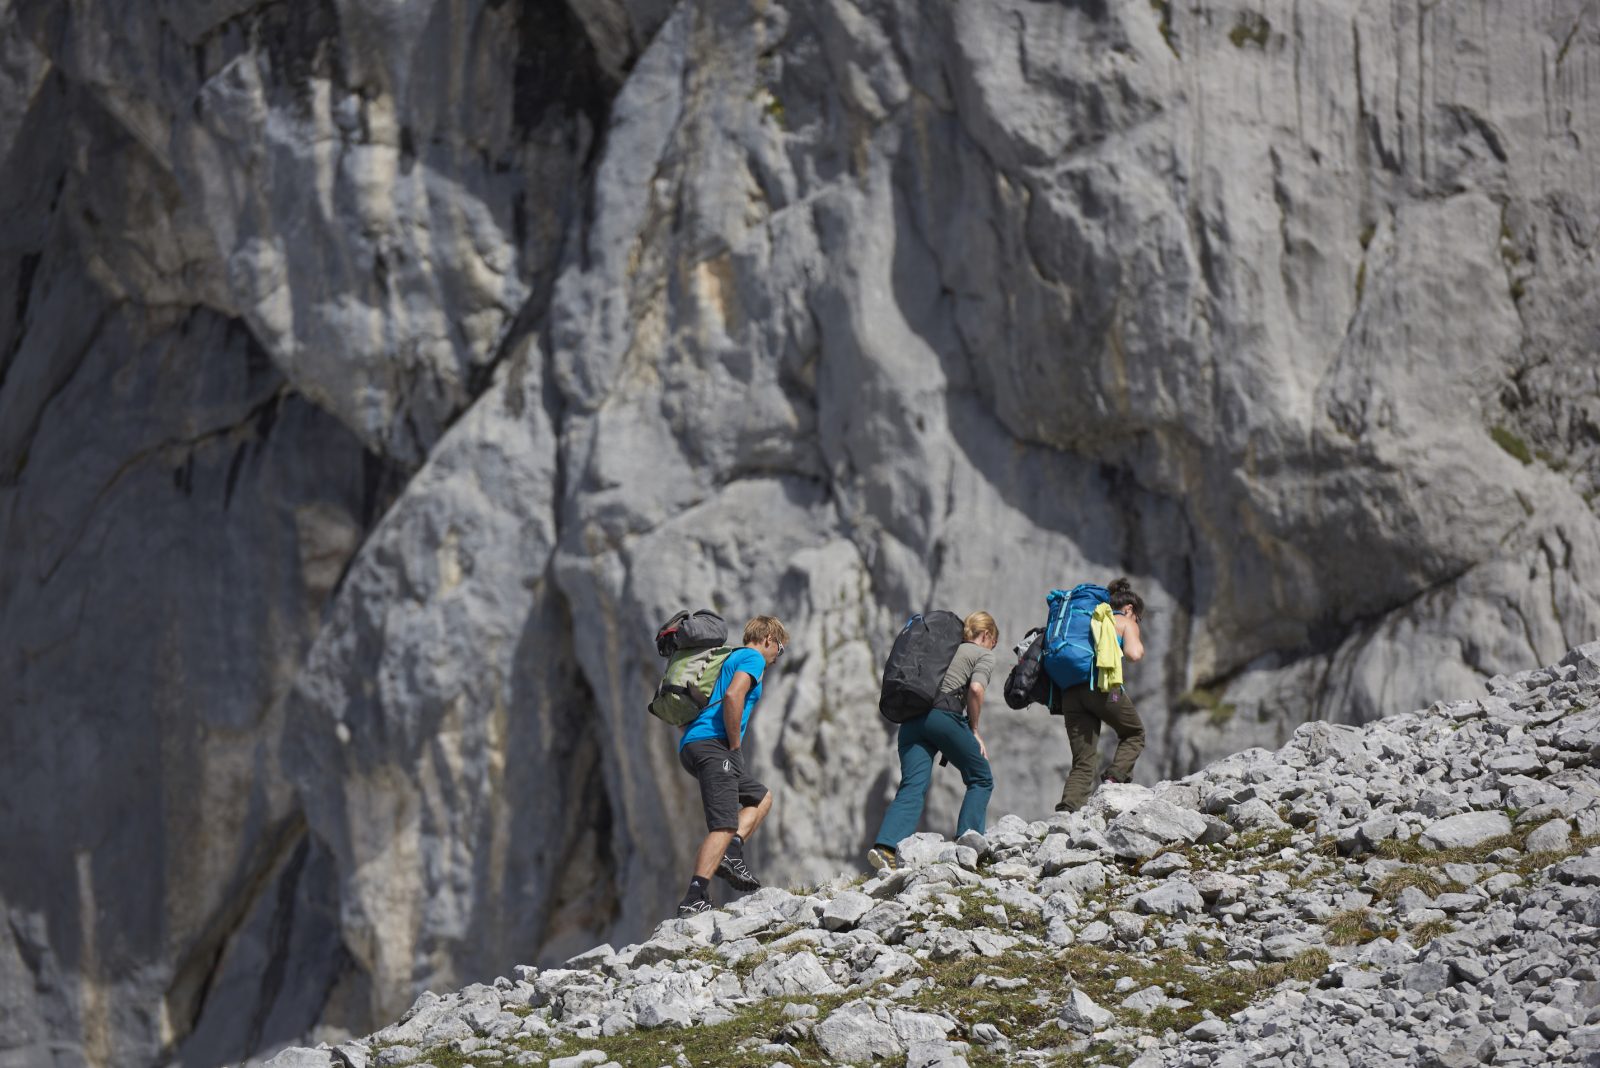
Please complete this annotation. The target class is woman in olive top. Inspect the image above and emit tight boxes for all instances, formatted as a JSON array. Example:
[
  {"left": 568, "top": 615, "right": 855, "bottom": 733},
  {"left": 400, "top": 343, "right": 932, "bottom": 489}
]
[
  {"left": 868, "top": 611, "right": 999, "bottom": 869},
  {"left": 1056, "top": 577, "right": 1146, "bottom": 812}
]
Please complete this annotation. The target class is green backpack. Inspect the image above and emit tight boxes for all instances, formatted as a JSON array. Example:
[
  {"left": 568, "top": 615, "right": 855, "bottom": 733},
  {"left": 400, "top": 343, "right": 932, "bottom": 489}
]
[
  {"left": 649, "top": 645, "right": 736, "bottom": 725},
  {"left": 648, "top": 609, "right": 733, "bottom": 725}
]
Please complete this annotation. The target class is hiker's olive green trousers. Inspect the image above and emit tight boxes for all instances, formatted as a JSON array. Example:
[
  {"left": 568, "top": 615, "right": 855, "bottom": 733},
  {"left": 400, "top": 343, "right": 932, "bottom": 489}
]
[{"left": 1057, "top": 683, "right": 1145, "bottom": 812}]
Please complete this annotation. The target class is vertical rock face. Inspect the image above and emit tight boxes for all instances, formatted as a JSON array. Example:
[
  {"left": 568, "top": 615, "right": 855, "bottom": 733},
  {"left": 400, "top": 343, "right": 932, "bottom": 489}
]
[{"left": 0, "top": 1, "right": 1597, "bottom": 1066}]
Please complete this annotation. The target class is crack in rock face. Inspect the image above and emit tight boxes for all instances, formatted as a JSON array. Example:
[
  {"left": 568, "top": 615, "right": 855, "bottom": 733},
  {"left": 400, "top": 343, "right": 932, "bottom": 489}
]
[
  {"left": 262, "top": 640, "right": 1600, "bottom": 1068},
  {"left": 3, "top": 0, "right": 1600, "bottom": 1065}
]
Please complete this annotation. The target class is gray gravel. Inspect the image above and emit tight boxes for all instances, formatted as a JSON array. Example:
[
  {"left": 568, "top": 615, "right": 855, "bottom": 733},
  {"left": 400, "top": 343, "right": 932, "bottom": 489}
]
[{"left": 266, "top": 642, "right": 1600, "bottom": 1068}]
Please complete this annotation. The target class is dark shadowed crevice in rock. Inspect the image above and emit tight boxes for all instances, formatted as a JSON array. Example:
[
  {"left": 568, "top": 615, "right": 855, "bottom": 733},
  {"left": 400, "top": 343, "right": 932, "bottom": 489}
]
[
  {"left": 163, "top": 813, "right": 311, "bottom": 1052},
  {"left": 170, "top": 829, "right": 350, "bottom": 1068},
  {"left": 513, "top": 0, "right": 617, "bottom": 142}
]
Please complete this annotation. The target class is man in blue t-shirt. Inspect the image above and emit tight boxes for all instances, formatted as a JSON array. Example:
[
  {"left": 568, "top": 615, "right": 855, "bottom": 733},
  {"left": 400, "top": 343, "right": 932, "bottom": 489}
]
[{"left": 676, "top": 614, "right": 789, "bottom": 916}]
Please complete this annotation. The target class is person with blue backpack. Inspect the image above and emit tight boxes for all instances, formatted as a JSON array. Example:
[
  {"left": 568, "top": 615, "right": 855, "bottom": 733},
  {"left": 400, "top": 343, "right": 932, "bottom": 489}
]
[{"left": 1041, "top": 578, "right": 1147, "bottom": 812}]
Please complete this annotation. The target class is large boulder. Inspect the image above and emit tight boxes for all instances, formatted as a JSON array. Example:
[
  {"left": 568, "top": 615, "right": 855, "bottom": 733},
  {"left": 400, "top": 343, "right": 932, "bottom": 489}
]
[
  {"left": 1419, "top": 812, "right": 1513, "bottom": 851},
  {"left": 1106, "top": 802, "right": 1211, "bottom": 860}
]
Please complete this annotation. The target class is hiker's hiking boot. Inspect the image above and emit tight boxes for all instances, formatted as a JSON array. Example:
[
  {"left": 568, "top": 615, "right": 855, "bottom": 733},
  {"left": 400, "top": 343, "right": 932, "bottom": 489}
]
[
  {"left": 867, "top": 846, "right": 897, "bottom": 872},
  {"left": 715, "top": 853, "right": 761, "bottom": 891},
  {"left": 677, "top": 896, "right": 712, "bottom": 917}
]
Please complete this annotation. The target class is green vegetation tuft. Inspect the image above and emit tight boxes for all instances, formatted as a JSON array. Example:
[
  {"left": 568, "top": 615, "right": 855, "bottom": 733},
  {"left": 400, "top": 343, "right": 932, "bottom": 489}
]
[
  {"left": 1180, "top": 686, "right": 1237, "bottom": 727},
  {"left": 512, "top": 994, "right": 852, "bottom": 1068},
  {"left": 1375, "top": 866, "right": 1445, "bottom": 900},
  {"left": 1149, "top": 0, "right": 1179, "bottom": 57},
  {"left": 1533, "top": 448, "right": 1566, "bottom": 471},
  {"left": 1371, "top": 830, "right": 1600, "bottom": 879},
  {"left": 1229, "top": 12, "right": 1271, "bottom": 48},
  {"left": 1323, "top": 908, "right": 1393, "bottom": 946},
  {"left": 1280, "top": 947, "right": 1334, "bottom": 982},
  {"left": 1233, "top": 828, "right": 1297, "bottom": 853},
  {"left": 1491, "top": 425, "right": 1533, "bottom": 465},
  {"left": 1410, "top": 918, "right": 1456, "bottom": 946}
]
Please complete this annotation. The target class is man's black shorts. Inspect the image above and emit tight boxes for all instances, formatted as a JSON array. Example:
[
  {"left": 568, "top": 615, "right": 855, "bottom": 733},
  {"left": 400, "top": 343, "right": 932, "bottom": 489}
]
[{"left": 679, "top": 739, "right": 769, "bottom": 832}]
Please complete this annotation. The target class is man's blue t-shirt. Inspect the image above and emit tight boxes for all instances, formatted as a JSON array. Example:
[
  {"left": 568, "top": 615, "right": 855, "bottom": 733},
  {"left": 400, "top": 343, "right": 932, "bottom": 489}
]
[{"left": 679, "top": 647, "right": 766, "bottom": 750}]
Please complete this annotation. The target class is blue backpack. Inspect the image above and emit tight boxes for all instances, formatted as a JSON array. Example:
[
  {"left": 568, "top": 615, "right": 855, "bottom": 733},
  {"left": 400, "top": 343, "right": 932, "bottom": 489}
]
[{"left": 1042, "top": 584, "right": 1110, "bottom": 689}]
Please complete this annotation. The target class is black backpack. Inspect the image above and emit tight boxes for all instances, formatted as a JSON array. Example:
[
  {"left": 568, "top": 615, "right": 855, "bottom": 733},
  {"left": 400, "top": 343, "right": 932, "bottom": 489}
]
[
  {"left": 879, "top": 611, "right": 965, "bottom": 723},
  {"left": 1004, "top": 626, "right": 1055, "bottom": 710}
]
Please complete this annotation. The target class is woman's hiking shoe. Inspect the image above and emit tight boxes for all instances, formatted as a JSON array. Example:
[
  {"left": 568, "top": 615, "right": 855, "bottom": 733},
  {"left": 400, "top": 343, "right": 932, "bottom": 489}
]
[
  {"left": 677, "top": 896, "right": 712, "bottom": 916},
  {"left": 867, "top": 846, "right": 897, "bottom": 872},
  {"left": 716, "top": 854, "right": 761, "bottom": 891}
]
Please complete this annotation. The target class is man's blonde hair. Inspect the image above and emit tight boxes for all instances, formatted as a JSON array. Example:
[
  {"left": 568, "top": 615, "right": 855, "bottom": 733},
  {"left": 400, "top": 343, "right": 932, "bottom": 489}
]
[
  {"left": 743, "top": 615, "right": 790, "bottom": 647},
  {"left": 963, "top": 611, "right": 998, "bottom": 643}
]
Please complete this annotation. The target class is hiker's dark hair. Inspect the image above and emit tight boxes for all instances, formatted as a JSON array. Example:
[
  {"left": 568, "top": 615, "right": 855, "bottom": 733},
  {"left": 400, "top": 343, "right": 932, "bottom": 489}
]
[{"left": 1107, "top": 577, "right": 1144, "bottom": 619}]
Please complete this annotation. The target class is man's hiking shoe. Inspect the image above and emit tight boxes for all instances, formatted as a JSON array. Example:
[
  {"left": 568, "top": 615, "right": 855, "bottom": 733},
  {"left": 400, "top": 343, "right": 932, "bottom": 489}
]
[
  {"left": 716, "top": 854, "right": 761, "bottom": 891},
  {"left": 677, "top": 897, "right": 712, "bottom": 916},
  {"left": 867, "top": 846, "right": 897, "bottom": 872}
]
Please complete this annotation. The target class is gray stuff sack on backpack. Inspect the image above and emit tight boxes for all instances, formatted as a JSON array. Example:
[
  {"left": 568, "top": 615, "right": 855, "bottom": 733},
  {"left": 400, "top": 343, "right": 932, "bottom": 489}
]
[{"left": 655, "top": 610, "right": 728, "bottom": 658}]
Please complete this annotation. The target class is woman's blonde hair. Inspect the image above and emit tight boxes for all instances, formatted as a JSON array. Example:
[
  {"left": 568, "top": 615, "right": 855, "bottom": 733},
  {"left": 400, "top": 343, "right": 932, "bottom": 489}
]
[
  {"left": 963, "top": 611, "right": 998, "bottom": 643},
  {"left": 743, "top": 615, "right": 790, "bottom": 647}
]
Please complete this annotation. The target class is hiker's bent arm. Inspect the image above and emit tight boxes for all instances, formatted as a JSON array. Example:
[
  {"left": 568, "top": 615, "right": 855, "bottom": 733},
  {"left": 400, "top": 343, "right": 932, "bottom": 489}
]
[
  {"left": 966, "top": 681, "right": 985, "bottom": 731},
  {"left": 722, "top": 672, "right": 755, "bottom": 747},
  {"left": 1122, "top": 618, "right": 1145, "bottom": 662},
  {"left": 967, "top": 681, "right": 988, "bottom": 758}
]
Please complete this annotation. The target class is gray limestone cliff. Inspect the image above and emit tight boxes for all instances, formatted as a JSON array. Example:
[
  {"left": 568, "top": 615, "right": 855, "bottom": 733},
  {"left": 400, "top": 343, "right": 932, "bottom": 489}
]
[{"left": 0, "top": 1, "right": 1597, "bottom": 1066}]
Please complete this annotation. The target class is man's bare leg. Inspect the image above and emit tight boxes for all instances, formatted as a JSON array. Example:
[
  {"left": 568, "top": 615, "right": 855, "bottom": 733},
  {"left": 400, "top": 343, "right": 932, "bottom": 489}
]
[
  {"left": 693, "top": 829, "right": 736, "bottom": 881},
  {"left": 735, "top": 791, "right": 773, "bottom": 843}
]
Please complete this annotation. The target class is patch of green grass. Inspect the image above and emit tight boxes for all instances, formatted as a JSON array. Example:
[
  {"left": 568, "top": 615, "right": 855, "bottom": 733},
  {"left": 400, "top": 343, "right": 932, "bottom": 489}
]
[
  {"left": 902, "top": 939, "right": 1333, "bottom": 1060},
  {"left": 942, "top": 886, "right": 1049, "bottom": 939},
  {"left": 732, "top": 947, "right": 773, "bottom": 977},
  {"left": 1491, "top": 425, "right": 1533, "bottom": 465},
  {"left": 1278, "top": 947, "right": 1334, "bottom": 982},
  {"left": 1323, "top": 908, "right": 1394, "bottom": 946},
  {"left": 1372, "top": 829, "right": 1599, "bottom": 881},
  {"left": 1375, "top": 866, "right": 1445, "bottom": 900},
  {"left": 1229, "top": 11, "right": 1271, "bottom": 48},
  {"left": 1054, "top": 1043, "right": 1137, "bottom": 1068},
  {"left": 1234, "top": 828, "right": 1297, "bottom": 853},
  {"left": 518, "top": 993, "right": 852, "bottom": 1068},
  {"left": 1507, "top": 833, "right": 1600, "bottom": 877},
  {"left": 1410, "top": 918, "right": 1456, "bottom": 946},
  {"left": 1375, "top": 837, "right": 1430, "bottom": 863},
  {"left": 764, "top": 91, "right": 786, "bottom": 128},
  {"left": 1533, "top": 448, "right": 1566, "bottom": 471}
]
